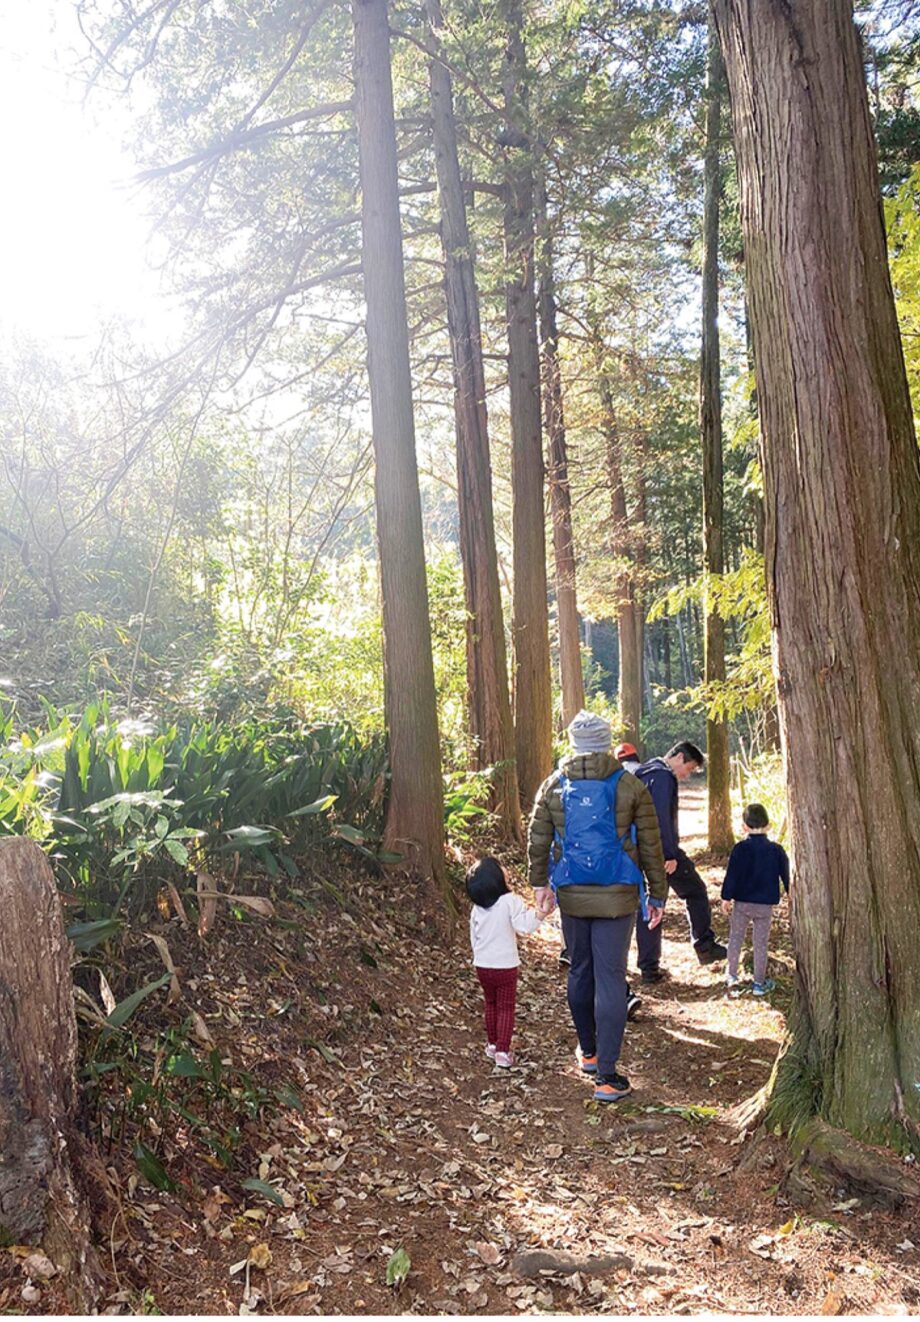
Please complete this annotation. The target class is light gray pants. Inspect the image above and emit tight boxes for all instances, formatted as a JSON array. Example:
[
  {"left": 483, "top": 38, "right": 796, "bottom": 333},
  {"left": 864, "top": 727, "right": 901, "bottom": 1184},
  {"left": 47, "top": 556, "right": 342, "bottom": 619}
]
[{"left": 727, "top": 901, "right": 775, "bottom": 983}]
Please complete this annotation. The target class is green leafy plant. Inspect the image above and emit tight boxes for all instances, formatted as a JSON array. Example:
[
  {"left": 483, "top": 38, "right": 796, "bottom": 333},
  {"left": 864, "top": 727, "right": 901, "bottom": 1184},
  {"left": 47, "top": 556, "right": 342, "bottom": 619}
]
[
  {"left": 386, "top": 1247, "right": 411, "bottom": 1288},
  {"left": 0, "top": 699, "right": 390, "bottom": 918},
  {"left": 442, "top": 769, "right": 493, "bottom": 843}
]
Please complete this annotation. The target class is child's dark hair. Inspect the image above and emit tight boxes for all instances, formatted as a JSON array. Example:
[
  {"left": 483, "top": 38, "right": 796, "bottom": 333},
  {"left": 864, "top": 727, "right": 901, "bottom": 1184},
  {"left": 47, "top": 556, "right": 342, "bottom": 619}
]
[
  {"left": 465, "top": 856, "right": 509, "bottom": 909},
  {"left": 743, "top": 802, "right": 770, "bottom": 830}
]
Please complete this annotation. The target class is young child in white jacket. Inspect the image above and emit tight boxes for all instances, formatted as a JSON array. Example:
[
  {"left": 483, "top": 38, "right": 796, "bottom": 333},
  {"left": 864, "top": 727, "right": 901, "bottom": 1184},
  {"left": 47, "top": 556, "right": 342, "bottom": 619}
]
[{"left": 467, "top": 857, "right": 544, "bottom": 1068}]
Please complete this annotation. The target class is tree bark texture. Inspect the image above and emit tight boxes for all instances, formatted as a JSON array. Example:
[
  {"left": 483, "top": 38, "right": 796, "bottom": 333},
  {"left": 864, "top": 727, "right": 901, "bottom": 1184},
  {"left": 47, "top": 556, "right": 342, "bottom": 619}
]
[
  {"left": 0, "top": 838, "right": 101, "bottom": 1308},
  {"left": 700, "top": 18, "right": 734, "bottom": 854},
  {"left": 633, "top": 419, "right": 649, "bottom": 719},
  {"left": 425, "top": 0, "right": 522, "bottom": 843},
  {"left": 715, "top": 0, "right": 920, "bottom": 1144},
  {"left": 353, "top": 0, "right": 445, "bottom": 883},
  {"left": 535, "top": 169, "right": 585, "bottom": 730},
  {"left": 501, "top": 0, "right": 553, "bottom": 805},
  {"left": 594, "top": 341, "right": 642, "bottom": 749}
]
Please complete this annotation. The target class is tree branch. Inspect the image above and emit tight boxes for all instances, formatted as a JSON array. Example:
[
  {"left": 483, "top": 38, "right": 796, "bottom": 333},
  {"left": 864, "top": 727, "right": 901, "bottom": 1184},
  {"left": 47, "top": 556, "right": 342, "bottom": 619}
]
[{"left": 137, "top": 102, "right": 354, "bottom": 182}]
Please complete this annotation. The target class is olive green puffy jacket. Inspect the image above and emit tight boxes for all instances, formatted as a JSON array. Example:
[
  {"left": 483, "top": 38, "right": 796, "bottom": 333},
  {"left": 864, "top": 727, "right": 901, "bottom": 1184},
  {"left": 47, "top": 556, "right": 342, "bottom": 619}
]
[{"left": 527, "top": 751, "right": 668, "bottom": 919}]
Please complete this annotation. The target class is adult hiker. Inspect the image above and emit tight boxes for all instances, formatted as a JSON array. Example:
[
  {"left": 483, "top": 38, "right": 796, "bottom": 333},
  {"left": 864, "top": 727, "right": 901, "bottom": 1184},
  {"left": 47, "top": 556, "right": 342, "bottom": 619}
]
[
  {"left": 615, "top": 741, "right": 641, "bottom": 774},
  {"left": 634, "top": 741, "right": 727, "bottom": 982},
  {"left": 528, "top": 710, "right": 667, "bottom": 1102}
]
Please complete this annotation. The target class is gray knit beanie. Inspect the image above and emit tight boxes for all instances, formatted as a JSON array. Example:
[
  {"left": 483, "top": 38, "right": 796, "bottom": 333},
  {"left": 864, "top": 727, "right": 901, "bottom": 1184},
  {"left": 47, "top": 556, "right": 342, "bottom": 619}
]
[{"left": 567, "top": 709, "right": 612, "bottom": 755}]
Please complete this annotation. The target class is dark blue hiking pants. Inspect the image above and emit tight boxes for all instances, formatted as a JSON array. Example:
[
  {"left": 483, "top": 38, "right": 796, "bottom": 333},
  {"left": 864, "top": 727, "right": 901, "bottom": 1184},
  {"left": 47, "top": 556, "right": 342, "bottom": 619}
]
[{"left": 561, "top": 911, "right": 635, "bottom": 1078}]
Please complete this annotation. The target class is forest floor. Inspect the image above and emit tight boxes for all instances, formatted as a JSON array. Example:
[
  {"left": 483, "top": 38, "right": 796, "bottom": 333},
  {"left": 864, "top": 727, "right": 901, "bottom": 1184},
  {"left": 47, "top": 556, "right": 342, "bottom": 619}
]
[{"left": 8, "top": 784, "right": 920, "bottom": 1316}]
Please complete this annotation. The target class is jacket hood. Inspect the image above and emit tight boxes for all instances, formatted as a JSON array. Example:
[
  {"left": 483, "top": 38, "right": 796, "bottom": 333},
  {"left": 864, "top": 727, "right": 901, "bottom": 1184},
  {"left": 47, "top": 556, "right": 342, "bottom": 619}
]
[{"left": 557, "top": 750, "right": 622, "bottom": 780}]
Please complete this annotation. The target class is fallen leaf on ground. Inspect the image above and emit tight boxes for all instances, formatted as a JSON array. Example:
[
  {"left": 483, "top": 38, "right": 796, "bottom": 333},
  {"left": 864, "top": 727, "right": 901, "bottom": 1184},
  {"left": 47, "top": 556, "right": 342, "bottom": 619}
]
[
  {"left": 475, "top": 1242, "right": 502, "bottom": 1265},
  {"left": 278, "top": 1280, "right": 318, "bottom": 1303},
  {"left": 248, "top": 1244, "right": 272, "bottom": 1270},
  {"left": 819, "top": 1286, "right": 846, "bottom": 1314},
  {"left": 749, "top": 1234, "right": 775, "bottom": 1258},
  {"left": 20, "top": 1254, "right": 56, "bottom": 1279},
  {"left": 386, "top": 1247, "right": 411, "bottom": 1286}
]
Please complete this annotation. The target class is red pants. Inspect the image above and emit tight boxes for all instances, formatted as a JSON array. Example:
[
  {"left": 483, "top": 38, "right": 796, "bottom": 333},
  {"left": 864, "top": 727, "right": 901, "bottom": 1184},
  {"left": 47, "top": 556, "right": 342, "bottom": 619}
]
[{"left": 476, "top": 966, "right": 518, "bottom": 1052}]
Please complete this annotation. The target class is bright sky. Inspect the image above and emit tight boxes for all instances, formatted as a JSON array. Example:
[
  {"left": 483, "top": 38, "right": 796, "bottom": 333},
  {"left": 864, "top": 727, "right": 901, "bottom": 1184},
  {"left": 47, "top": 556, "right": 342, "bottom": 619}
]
[{"left": 0, "top": 3, "right": 178, "bottom": 347}]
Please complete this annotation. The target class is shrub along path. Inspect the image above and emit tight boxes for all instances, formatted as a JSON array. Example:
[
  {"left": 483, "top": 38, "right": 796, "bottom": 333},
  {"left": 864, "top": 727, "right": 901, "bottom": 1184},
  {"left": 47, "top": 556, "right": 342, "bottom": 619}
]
[{"left": 7, "top": 786, "right": 920, "bottom": 1314}]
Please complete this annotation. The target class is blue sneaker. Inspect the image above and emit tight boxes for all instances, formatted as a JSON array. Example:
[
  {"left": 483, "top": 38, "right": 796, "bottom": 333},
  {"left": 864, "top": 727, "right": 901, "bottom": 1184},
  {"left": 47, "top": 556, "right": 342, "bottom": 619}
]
[
  {"left": 578, "top": 1050, "right": 598, "bottom": 1074},
  {"left": 752, "top": 978, "right": 775, "bottom": 995}
]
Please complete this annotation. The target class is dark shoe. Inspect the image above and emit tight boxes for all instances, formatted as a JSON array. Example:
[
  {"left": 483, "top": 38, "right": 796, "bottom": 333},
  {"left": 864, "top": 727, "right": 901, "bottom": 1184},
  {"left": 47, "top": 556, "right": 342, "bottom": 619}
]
[
  {"left": 559, "top": 947, "right": 571, "bottom": 967},
  {"left": 626, "top": 991, "right": 642, "bottom": 1020},
  {"left": 697, "top": 942, "right": 728, "bottom": 965},
  {"left": 640, "top": 968, "right": 668, "bottom": 984},
  {"left": 594, "top": 1072, "right": 632, "bottom": 1102}
]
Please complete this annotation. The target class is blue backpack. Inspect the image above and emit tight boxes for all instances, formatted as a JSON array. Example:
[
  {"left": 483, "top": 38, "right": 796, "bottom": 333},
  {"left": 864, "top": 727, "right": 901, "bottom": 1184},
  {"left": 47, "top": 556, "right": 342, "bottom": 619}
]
[{"left": 550, "top": 769, "right": 649, "bottom": 917}]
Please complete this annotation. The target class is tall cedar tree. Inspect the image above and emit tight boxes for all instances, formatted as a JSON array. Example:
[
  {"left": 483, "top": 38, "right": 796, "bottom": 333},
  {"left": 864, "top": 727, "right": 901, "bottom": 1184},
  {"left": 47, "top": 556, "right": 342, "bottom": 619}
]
[
  {"left": 501, "top": 0, "right": 553, "bottom": 803},
  {"left": 715, "top": 0, "right": 920, "bottom": 1143},
  {"left": 584, "top": 260, "right": 644, "bottom": 752},
  {"left": 353, "top": 0, "right": 446, "bottom": 887},
  {"left": 700, "top": 18, "right": 733, "bottom": 852},
  {"left": 425, "top": 0, "right": 522, "bottom": 842},
  {"left": 536, "top": 168, "right": 585, "bottom": 728},
  {"left": 599, "top": 362, "right": 643, "bottom": 750}
]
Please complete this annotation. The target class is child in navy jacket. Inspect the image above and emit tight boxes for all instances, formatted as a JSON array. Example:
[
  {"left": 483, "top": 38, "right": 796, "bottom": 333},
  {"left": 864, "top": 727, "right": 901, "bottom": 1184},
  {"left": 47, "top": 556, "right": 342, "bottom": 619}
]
[{"left": 721, "top": 803, "right": 789, "bottom": 994}]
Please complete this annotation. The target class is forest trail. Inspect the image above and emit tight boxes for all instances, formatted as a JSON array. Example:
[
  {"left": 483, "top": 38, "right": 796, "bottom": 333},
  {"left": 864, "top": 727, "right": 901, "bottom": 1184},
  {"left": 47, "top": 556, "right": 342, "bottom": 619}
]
[{"left": 19, "top": 785, "right": 919, "bottom": 1316}]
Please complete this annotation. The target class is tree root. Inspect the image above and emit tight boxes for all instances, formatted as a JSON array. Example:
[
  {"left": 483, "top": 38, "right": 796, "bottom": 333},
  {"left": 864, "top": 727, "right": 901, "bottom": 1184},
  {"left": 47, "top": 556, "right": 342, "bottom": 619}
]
[
  {"left": 791, "top": 1118, "right": 920, "bottom": 1206},
  {"left": 727, "top": 1081, "right": 770, "bottom": 1136},
  {"left": 512, "top": 1249, "right": 668, "bottom": 1279}
]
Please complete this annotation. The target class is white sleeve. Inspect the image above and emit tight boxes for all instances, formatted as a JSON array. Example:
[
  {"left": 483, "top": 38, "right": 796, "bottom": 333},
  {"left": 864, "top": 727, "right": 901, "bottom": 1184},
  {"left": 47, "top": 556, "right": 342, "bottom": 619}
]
[{"left": 509, "top": 893, "right": 543, "bottom": 935}]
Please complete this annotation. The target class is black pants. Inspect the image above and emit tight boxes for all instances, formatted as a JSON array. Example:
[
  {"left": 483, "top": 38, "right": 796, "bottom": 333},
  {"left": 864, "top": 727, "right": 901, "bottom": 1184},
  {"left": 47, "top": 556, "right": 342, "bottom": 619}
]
[{"left": 635, "top": 851, "right": 716, "bottom": 972}]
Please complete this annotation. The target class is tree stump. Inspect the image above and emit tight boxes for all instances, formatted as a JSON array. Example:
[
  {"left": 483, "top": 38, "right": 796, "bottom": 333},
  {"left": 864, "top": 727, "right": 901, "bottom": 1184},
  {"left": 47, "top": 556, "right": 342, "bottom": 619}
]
[{"left": 0, "top": 837, "right": 102, "bottom": 1309}]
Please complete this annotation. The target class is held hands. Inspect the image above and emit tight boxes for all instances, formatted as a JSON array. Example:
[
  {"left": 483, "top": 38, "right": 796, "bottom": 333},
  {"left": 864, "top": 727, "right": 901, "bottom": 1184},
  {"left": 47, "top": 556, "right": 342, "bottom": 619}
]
[
  {"left": 721, "top": 899, "right": 733, "bottom": 915},
  {"left": 533, "top": 885, "right": 556, "bottom": 917},
  {"left": 647, "top": 904, "right": 664, "bottom": 930}
]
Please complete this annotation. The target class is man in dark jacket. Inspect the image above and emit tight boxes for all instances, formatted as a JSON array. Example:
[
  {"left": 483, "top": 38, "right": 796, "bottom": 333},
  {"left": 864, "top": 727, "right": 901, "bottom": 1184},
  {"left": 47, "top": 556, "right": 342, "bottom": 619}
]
[
  {"left": 634, "top": 741, "right": 727, "bottom": 981},
  {"left": 529, "top": 710, "right": 667, "bottom": 1102}
]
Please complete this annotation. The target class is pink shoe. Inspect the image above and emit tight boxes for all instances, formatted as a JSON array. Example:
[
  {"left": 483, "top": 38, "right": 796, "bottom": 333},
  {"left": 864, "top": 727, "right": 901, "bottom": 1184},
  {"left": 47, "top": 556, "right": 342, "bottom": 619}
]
[
  {"left": 485, "top": 1044, "right": 497, "bottom": 1060},
  {"left": 494, "top": 1050, "right": 514, "bottom": 1069}
]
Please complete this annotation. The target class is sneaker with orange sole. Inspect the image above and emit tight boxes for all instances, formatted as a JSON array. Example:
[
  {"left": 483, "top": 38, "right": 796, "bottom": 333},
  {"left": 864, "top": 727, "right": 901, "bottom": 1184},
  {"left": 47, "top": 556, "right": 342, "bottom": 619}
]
[
  {"left": 578, "top": 1050, "right": 598, "bottom": 1074},
  {"left": 594, "top": 1072, "right": 632, "bottom": 1102}
]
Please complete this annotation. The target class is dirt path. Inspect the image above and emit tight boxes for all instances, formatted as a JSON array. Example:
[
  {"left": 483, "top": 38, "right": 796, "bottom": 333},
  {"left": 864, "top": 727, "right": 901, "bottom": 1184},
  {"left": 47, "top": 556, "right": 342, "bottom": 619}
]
[{"left": 24, "top": 786, "right": 919, "bottom": 1315}]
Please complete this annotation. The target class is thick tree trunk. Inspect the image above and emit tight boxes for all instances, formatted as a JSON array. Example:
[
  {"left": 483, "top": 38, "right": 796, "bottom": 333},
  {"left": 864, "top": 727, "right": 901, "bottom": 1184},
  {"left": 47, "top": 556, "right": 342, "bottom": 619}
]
[
  {"left": 353, "top": 0, "right": 445, "bottom": 884},
  {"left": 535, "top": 171, "right": 585, "bottom": 730},
  {"left": 700, "top": 18, "right": 734, "bottom": 854},
  {"left": 715, "top": 0, "right": 920, "bottom": 1146},
  {"left": 0, "top": 838, "right": 102, "bottom": 1309},
  {"left": 425, "top": 0, "right": 521, "bottom": 843},
  {"left": 501, "top": 0, "right": 553, "bottom": 805}
]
